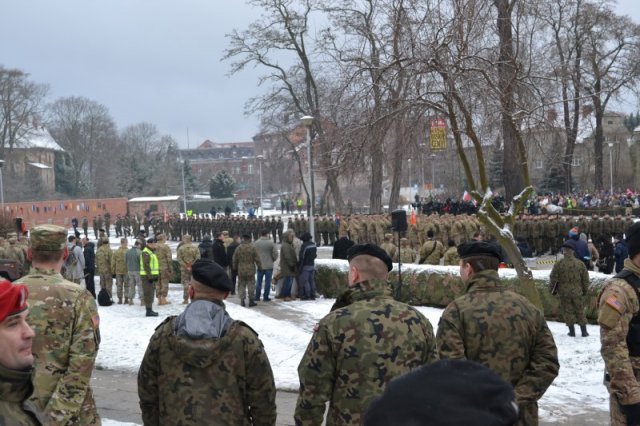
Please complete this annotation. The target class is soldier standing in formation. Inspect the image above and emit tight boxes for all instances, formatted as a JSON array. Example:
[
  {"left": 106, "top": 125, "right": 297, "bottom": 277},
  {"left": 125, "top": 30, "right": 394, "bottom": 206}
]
[
  {"left": 419, "top": 230, "right": 445, "bottom": 265},
  {"left": 96, "top": 237, "right": 113, "bottom": 300},
  {"left": 14, "top": 225, "right": 101, "bottom": 424},
  {"left": 111, "top": 238, "right": 129, "bottom": 305},
  {"left": 379, "top": 233, "right": 397, "bottom": 260},
  {"left": 125, "top": 240, "right": 143, "bottom": 305},
  {"left": 437, "top": 241, "right": 559, "bottom": 424},
  {"left": 295, "top": 244, "right": 437, "bottom": 425},
  {"left": 176, "top": 234, "right": 200, "bottom": 304},
  {"left": 140, "top": 238, "right": 160, "bottom": 317},
  {"left": 154, "top": 234, "right": 173, "bottom": 306},
  {"left": 598, "top": 222, "right": 640, "bottom": 425},
  {"left": 549, "top": 241, "right": 590, "bottom": 337},
  {"left": 138, "top": 259, "right": 276, "bottom": 425},
  {"left": 232, "top": 234, "right": 262, "bottom": 307},
  {"left": 443, "top": 239, "right": 459, "bottom": 266}
]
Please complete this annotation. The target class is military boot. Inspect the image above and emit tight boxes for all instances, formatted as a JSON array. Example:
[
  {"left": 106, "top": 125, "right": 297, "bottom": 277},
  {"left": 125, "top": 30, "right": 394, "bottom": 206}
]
[
  {"left": 125, "top": 297, "right": 130, "bottom": 305},
  {"left": 580, "top": 325, "right": 589, "bottom": 337},
  {"left": 240, "top": 299, "right": 246, "bottom": 307},
  {"left": 568, "top": 325, "right": 576, "bottom": 337},
  {"left": 145, "top": 308, "right": 159, "bottom": 317},
  {"left": 118, "top": 298, "right": 123, "bottom": 304},
  {"left": 249, "top": 299, "right": 257, "bottom": 307},
  {"left": 163, "top": 297, "right": 171, "bottom": 305},
  {"left": 128, "top": 298, "right": 134, "bottom": 306}
]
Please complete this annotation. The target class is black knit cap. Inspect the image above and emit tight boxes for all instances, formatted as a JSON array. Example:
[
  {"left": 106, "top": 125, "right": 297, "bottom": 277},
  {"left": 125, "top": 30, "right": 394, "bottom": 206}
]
[
  {"left": 626, "top": 221, "right": 640, "bottom": 258},
  {"left": 347, "top": 243, "right": 393, "bottom": 272},
  {"left": 457, "top": 241, "right": 502, "bottom": 260},
  {"left": 363, "top": 359, "right": 519, "bottom": 426},
  {"left": 191, "top": 259, "right": 233, "bottom": 292}
]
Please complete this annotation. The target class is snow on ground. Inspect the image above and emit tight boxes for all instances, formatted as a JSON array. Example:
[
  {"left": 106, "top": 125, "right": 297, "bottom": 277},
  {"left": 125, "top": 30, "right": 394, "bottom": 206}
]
[{"left": 96, "top": 281, "right": 608, "bottom": 421}]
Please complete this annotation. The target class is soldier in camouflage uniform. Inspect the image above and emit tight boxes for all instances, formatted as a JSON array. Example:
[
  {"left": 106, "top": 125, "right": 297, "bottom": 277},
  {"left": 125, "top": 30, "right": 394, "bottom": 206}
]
[
  {"left": 443, "top": 239, "right": 459, "bottom": 266},
  {"left": 111, "top": 238, "right": 130, "bottom": 304},
  {"left": 549, "top": 241, "right": 590, "bottom": 337},
  {"left": 232, "top": 234, "right": 262, "bottom": 307},
  {"left": 138, "top": 259, "right": 276, "bottom": 425},
  {"left": 14, "top": 225, "right": 101, "bottom": 425},
  {"left": 96, "top": 236, "right": 113, "bottom": 299},
  {"left": 419, "top": 230, "right": 444, "bottom": 265},
  {"left": 177, "top": 234, "right": 200, "bottom": 304},
  {"left": 437, "top": 241, "right": 559, "bottom": 425},
  {"left": 393, "top": 237, "right": 416, "bottom": 264},
  {"left": 82, "top": 217, "right": 89, "bottom": 238},
  {"left": 598, "top": 222, "right": 640, "bottom": 425},
  {"left": 154, "top": 234, "right": 173, "bottom": 306},
  {"left": 295, "top": 244, "right": 437, "bottom": 425},
  {"left": 0, "top": 281, "right": 45, "bottom": 425},
  {"left": 379, "top": 233, "right": 397, "bottom": 260}
]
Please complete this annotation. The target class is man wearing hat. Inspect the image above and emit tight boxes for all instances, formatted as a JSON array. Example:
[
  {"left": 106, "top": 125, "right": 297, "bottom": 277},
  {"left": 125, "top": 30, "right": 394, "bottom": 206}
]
[
  {"left": 295, "top": 243, "right": 437, "bottom": 425},
  {"left": 599, "top": 222, "right": 640, "bottom": 425},
  {"left": 436, "top": 240, "right": 559, "bottom": 425},
  {"left": 140, "top": 238, "right": 160, "bottom": 316},
  {"left": 154, "top": 234, "right": 173, "bottom": 306},
  {"left": 138, "top": 258, "right": 276, "bottom": 425},
  {"left": 0, "top": 280, "right": 45, "bottom": 424},
  {"left": 549, "top": 240, "right": 590, "bottom": 337},
  {"left": 13, "top": 224, "right": 100, "bottom": 425}
]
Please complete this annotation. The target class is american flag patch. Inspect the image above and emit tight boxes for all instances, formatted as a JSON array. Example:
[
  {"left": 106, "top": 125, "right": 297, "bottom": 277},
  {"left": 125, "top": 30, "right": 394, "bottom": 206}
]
[
  {"left": 606, "top": 297, "right": 624, "bottom": 313},
  {"left": 91, "top": 314, "right": 100, "bottom": 329}
]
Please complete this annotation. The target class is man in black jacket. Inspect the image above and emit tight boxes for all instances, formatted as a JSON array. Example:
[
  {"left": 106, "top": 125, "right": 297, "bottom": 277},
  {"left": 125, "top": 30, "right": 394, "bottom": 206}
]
[
  {"left": 298, "top": 232, "right": 317, "bottom": 300},
  {"left": 226, "top": 235, "right": 240, "bottom": 295},
  {"left": 82, "top": 237, "right": 96, "bottom": 298},
  {"left": 332, "top": 236, "right": 354, "bottom": 260},
  {"left": 212, "top": 232, "right": 229, "bottom": 269},
  {"left": 198, "top": 235, "right": 214, "bottom": 260}
]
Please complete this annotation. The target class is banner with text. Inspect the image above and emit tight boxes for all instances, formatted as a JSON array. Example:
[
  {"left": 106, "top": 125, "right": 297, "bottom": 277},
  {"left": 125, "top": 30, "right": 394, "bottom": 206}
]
[{"left": 429, "top": 118, "right": 447, "bottom": 151}]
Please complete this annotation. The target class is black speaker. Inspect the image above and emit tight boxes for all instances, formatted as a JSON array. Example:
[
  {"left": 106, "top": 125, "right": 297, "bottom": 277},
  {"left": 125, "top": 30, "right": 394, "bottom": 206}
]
[{"left": 391, "top": 209, "right": 407, "bottom": 232}]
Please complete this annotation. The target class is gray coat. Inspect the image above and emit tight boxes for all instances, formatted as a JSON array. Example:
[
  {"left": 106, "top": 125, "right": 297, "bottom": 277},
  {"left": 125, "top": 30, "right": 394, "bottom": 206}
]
[
  {"left": 253, "top": 236, "right": 278, "bottom": 270},
  {"left": 66, "top": 243, "right": 86, "bottom": 280},
  {"left": 279, "top": 230, "right": 298, "bottom": 277}
]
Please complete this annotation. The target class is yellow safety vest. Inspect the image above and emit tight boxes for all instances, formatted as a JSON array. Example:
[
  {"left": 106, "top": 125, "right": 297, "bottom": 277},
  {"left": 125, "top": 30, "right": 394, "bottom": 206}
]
[{"left": 139, "top": 247, "right": 159, "bottom": 276}]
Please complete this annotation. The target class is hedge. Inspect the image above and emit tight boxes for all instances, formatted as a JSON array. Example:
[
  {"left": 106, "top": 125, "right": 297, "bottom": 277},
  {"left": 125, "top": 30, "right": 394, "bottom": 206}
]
[{"left": 314, "top": 259, "right": 611, "bottom": 323}]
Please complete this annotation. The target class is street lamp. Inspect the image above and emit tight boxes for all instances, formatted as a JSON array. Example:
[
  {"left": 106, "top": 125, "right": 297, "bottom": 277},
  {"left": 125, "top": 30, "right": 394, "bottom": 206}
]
[
  {"left": 257, "top": 155, "right": 264, "bottom": 216},
  {"left": 0, "top": 159, "right": 5, "bottom": 214},
  {"left": 431, "top": 153, "right": 436, "bottom": 194},
  {"left": 178, "top": 156, "right": 187, "bottom": 213},
  {"left": 300, "top": 115, "right": 315, "bottom": 238},
  {"left": 608, "top": 142, "right": 614, "bottom": 195},
  {"left": 408, "top": 158, "right": 412, "bottom": 203}
]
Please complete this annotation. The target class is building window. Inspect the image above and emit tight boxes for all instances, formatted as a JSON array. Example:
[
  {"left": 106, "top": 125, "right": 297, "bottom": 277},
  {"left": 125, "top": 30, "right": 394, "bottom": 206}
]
[
  {"left": 534, "top": 159, "right": 544, "bottom": 169},
  {"left": 571, "top": 156, "right": 581, "bottom": 167},
  {"left": 248, "top": 164, "right": 253, "bottom": 174},
  {"left": 608, "top": 120, "right": 613, "bottom": 124}
]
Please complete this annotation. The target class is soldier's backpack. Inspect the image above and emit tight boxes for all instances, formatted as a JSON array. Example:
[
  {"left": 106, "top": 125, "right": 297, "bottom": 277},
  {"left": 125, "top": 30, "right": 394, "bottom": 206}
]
[
  {"left": 62, "top": 247, "right": 78, "bottom": 280},
  {"left": 97, "top": 288, "right": 113, "bottom": 306}
]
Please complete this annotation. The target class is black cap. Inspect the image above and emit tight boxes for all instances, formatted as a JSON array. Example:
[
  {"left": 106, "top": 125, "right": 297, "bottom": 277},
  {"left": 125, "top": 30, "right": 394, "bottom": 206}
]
[
  {"left": 300, "top": 232, "right": 312, "bottom": 242},
  {"left": 347, "top": 243, "right": 393, "bottom": 272},
  {"left": 562, "top": 240, "right": 577, "bottom": 251},
  {"left": 363, "top": 360, "right": 519, "bottom": 426},
  {"left": 191, "top": 259, "right": 233, "bottom": 292},
  {"left": 626, "top": 222, "right": 640, "bottom": 258},
  {"left": 457, "top": 241, "right": 501, "bottom": 260}
]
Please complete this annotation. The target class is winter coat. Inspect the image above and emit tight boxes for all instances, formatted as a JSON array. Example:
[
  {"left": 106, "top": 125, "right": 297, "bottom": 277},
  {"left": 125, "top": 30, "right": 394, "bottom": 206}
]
[
  {"left": 65, "top": 243, "right": 86, "bottom": 280},
  {"left": 212, "top": 240, "right": 229, "bottom": 268},
  {"left": 95, "top": 244, "right": 112, "bottom": 275},
  {"left": 83, "top": 242, "right": 96, "bottom": 273},
  {"left": 198, "top": 240, "right": 214, "bottom": 260},
  {"left": 253, "top": 237, "right": 278, "bottom": 270},
  {"left": 232, "top": 242, "right": 262, "bottom": 279},
  {"left": 279, "top": 231, "right": 298, "bottom": 277},
  {"left": 111, "top": 246, "right": 128, "bottom": 275}
]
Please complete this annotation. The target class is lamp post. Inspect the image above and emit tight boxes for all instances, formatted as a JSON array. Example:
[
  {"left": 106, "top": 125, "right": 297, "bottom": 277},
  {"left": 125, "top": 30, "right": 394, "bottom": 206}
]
[
  {"left": 408, "top": 158, "right": 412, "bottom": 203},
  {"left": 300, "top": 115, "right": 315, "bottom": 238},
  {"left": 0, "top": 159, "right": 4, "bottom": 214},
  {"left": 178, "top": 157, "right": 187, "bottom": 213},
  {"left": 257, "top": 155, "right": 264, "bottom": 216},
  {"left": 608, "top": 142, "right": 614, "bottom": 195},
  {"left": 431, "top": 153, "right": 436, "bottom": 194}
]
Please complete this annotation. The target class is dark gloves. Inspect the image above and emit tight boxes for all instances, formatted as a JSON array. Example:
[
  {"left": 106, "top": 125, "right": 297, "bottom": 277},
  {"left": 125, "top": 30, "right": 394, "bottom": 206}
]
[{"left": 621, "top": 403, "right": 640, "bottom": 425}]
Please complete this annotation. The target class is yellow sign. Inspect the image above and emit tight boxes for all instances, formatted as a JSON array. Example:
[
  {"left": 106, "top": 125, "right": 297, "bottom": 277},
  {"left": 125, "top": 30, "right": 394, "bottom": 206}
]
[{"left": 430, "top": 118, "right": 447, "bottom": 150}]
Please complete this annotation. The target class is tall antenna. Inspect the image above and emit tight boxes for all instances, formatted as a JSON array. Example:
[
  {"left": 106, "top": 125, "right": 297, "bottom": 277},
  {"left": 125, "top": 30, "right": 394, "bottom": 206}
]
[{"left": 187, "top": 128, "right": 190, "bottom": 149}]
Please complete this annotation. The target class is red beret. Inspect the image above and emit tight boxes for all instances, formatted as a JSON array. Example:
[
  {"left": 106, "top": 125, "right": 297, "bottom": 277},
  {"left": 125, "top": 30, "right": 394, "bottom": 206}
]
[{"left": 0, "top": 281, "right": 29, "bottom": 323}]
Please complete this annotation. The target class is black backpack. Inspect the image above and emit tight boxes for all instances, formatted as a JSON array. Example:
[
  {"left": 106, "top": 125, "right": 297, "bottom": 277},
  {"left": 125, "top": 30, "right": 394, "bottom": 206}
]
[{"left": 97, "top": 288, "right": 113, "bottom": 306}]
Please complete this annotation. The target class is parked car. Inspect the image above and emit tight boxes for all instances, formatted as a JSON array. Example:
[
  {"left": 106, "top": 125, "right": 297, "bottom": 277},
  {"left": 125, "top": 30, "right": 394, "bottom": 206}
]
[{"left": 261, "top": 199, "right": 273, "bottom": 209}]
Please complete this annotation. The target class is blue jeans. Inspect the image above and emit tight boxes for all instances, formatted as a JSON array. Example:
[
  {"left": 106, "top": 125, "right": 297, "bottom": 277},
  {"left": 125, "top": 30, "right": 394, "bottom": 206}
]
[
  {"left": 281, "top": 276, "right": 294, "bottom": 297},
  {"left": 256, "top": 269, "right": 273, "bottom": 300},
  {"left": 299, "top": 266, "right": 316, "bottom": 299}
]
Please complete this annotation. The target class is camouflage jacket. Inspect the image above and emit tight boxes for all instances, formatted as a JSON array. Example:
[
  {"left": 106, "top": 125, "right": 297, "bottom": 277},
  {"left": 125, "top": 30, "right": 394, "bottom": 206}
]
[
  {"left": 598, "top": 258, "right": 640, "bottom": 405},
  {"left": 443, "top": 246, "right": 460, "bottom": 266},
  {"left": 95, "top": 245, "right": 112, "bottom": 275},
  {"left": 295, "top": 279, "right": 437, "bottom": 425},
  {"left": 15, "top": 266, "right": 101, "bottom": 425},
  {"left": 379, "top": 242, "right": 396, "bottom": 261},
  {"left": 177, "top": 243, "right": 200, "bottom": 272},
  {"left": 155, "top": 242, "right": 173, "bottom": 272},
  {"left": 437, "top": 270, "right": 559, "bottom": 423},
  {"left": 419, "top": 240, "right": 444, "bottom": 265},
  {"left": 0, "top": 364, "right": 44, "bottom": 425},
  {"left": 549, "top": 253, "right": 589, "bottom": 298},
  {"left": 138, "top": 300, "right": 276, "bottom": 425},
  {"left": 232, "top": 242, "right": 262, "bottom": 279},
  {"left": 110, "top": 247, "right": 128, "bottom": 275},
  {"left": 394, "top": 246, "right": 416, "bottom": 264}
]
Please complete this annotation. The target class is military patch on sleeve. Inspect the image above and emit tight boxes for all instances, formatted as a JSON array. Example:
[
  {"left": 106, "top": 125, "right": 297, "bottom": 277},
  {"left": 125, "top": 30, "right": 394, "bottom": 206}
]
[
  {"left": 605, "top": 296, "right": 624, "bottom": 314},
  {"left": 91, "top": 314, "right": 100, "bottom": 329}
]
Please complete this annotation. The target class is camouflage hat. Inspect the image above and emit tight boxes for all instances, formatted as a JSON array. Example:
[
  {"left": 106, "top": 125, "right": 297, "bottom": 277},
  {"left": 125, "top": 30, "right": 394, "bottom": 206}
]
[{"left": 30, "top": 224, "right": 67, "bottom": 251}]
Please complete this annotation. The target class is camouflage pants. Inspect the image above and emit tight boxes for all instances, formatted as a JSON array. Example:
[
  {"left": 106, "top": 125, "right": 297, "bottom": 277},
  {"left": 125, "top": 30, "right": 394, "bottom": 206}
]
[
  {"left": 180, "top": 269, "right": 192, "bottom": 301},
  {"left": 143, "top": 277, "right": 156, "bottom": 308},
  {"left": 155, "top": 269, "right": 171, "bottom": 298},
  {"left": 559, "top": 295, "right": 587, "bottom": 327},
  {"left": 127, "top": 272, "right": 143, "bottom": 301},
  {"left": 237, "top": 275, "right": 256, "bottom": 303},
  {"left": 517, "top": 401, "right": 538, "bottom": 426},
  {"left": 100, "top": 274, "right": 113, "bottom": 298},
  {"left": 115, "top": 274, "right": 129, "bottom": 301}
]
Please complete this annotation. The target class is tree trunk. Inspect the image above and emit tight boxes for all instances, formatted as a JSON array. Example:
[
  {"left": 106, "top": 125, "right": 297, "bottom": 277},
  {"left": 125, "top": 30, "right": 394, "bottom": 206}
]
[
  {"left": 369, "top": 133, "right": 384, "bottom": 214},
  {"left": 593, "top": 95, "right": 605, "bottom": 190},
  {"left": 388, "top": 120, "right": 405, "bottom": 211}
]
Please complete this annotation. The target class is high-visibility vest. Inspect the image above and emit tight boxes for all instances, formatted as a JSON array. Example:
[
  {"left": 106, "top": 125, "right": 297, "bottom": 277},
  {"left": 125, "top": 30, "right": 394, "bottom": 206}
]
[{"left": 139, "top": 247, "right": 159, "bottom": 276}]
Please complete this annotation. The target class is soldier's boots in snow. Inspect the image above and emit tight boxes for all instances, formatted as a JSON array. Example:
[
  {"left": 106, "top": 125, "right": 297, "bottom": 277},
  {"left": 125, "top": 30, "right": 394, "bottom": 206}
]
[
  {"left": 146, "top": 308, "right": 159, "bottom": 317},
  {"left": 568, "top": 325, "right": 576, "bottom": 337},
  {"left": 580, "top": 325, "right": 589, "bottom": 337}
]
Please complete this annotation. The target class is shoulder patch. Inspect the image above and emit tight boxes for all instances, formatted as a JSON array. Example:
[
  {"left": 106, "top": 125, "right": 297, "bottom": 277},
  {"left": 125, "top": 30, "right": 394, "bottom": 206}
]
[
  {"left": 91, "top": 314, "right": 100, "bottom": 329},
  {"left": 605, "top": 296, "right": 624, "bottom": 314}
]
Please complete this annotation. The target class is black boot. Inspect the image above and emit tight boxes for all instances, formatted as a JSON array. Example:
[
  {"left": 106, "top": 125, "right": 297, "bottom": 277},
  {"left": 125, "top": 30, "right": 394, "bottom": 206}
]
[
  {"left": 249, "top": 300, "right": 257, "bottom": 307},
  {"left": 580, "top": 325, "right": 589, "bottom": 337},
  {"left": 240, "top": 299, "right": 246, "bottom": 307},
  {"left": 146, "top": 308, "right": 159, "bottom": 317},
  {"left": 568, "top": 325, "right": 576, "bottom": 337}
]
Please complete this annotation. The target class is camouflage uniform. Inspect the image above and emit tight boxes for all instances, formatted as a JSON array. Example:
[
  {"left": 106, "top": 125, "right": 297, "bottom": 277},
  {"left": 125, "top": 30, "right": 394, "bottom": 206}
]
[
  {"left": 549, "top": 249, "right": 589, "bottom": 329},
  {"left": 419, "top": 239, "right": 444, "bottom": 265},
  {"left": 295, "top": 279, "right": 437, "bottom": 425},
  {"left": 393, "top": 240, "right": 416, "bottom": 264},
  {"left": 437, "top": 270, "right": 559, "bottom": 425},
  {"left": 0, "top": 364, "right": 44, "bottom": 425},
  {"left": 176, "top": 236, "right": 200, "bottom": 302},
  {"left": 138, "top": 300, "right": 276, "bottom": 425},
  {"left": 111, "top": 245, "right": 129, "bottom": 304},
  {"left": 598, "top": 259, "right": 640, "bottom": 425},
  {"left": 95, "top": 239, "right": 113, "bottom": 298},
  {"left": 154, "top": 236, "right": 173, "bottom": 303},
  {"left": 232, "top": 241, "right": 262, "bottom": 306},
  {"left": 443, "top": 246, "right": 460, "bottom": 266}
]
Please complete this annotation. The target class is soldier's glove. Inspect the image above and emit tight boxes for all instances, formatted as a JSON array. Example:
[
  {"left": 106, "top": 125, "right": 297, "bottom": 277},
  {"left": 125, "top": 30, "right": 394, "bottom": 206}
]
[{"left": 620, "top": 403, "right": 640, "bottom": 425}]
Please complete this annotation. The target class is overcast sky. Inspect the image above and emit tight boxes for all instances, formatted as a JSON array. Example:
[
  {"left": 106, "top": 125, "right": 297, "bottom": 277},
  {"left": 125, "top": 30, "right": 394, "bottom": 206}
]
[{"left": 1, "top": 0, "right": 638, "bottom": 149}]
